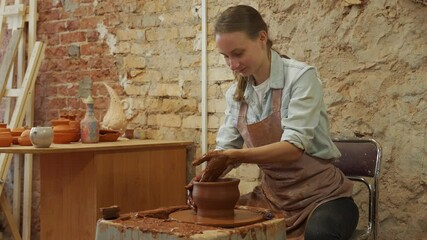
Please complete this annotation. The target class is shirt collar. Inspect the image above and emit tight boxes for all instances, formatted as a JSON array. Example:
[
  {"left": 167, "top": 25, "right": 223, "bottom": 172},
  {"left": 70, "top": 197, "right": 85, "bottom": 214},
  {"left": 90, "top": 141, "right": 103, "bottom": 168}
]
[
  {"left": 269, "top": 49, "right": 285, "bottom": 89},
  {"left": 243, "top": 50, "right": 285, "bottom": 101}
]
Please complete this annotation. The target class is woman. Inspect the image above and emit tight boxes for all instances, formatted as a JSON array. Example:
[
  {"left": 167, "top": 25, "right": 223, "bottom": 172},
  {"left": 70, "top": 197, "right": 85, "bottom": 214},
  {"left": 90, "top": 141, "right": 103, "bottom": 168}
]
[{"left": 189, "top": 5, "right": 359, "bottom": 240}]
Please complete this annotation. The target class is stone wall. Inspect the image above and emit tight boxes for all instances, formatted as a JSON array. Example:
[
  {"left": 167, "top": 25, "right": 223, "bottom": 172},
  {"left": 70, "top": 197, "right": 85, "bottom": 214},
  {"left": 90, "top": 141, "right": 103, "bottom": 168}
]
[{"left": 0, "top": 0, "right": 425, "bottom": 239}]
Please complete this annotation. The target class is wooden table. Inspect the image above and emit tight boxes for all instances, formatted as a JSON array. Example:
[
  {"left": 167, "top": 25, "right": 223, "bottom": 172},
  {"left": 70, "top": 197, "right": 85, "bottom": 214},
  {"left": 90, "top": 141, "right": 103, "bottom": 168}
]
[{"left": 0, "top": 139, "right": 192, "bottom": 240}]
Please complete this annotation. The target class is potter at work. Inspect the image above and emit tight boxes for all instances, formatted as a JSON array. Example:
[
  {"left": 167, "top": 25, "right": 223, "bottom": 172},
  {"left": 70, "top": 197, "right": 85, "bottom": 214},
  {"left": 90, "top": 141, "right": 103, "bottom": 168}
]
[{"left": 187, "top": 5, "right": 359, "bottom": 240}]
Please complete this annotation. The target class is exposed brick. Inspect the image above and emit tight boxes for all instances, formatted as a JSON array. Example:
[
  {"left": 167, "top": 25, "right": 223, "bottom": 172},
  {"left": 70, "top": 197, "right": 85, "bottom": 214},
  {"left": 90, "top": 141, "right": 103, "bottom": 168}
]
[
  {"left": 80, "top": 43, "right": 107, "bottom": 55},
  {"left": 66, "top": 20, "right": 80, "bottom": 31},
  {"left": 80, "top": 16, "right": 103, "bottom": 29},
  {"left": 60, "top": 31, "right": 86, "bottom": 44},
  {"left": 45, "top": 46, "right": 68, "bottom": 59},
  {"left": 39, "top": 21, "right": 67, "bottom": 34},
  {"left": 87, "top": 31, "right": 100, "bottom": 42}
]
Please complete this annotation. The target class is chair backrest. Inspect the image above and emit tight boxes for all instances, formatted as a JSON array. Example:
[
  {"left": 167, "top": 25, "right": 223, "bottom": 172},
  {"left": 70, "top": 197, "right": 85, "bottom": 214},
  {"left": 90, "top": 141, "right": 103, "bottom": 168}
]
[
  {"left": 332, "top": 138, "right": 382, "bottom": 240},
  {"left": 332, "top": 138, "right": 381, "bottom": 178}
]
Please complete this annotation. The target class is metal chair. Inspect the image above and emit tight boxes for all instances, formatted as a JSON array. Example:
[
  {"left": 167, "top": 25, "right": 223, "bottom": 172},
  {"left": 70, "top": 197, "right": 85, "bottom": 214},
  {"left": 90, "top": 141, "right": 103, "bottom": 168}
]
[{"left": 332, "top": 138, "right": 382, "bottom": 240}]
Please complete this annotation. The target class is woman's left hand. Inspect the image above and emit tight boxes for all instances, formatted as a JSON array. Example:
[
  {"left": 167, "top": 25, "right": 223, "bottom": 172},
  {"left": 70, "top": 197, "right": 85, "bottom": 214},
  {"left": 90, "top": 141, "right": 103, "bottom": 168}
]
[{"left": 192, "top": 150, "right": 231, "bottom": 182}]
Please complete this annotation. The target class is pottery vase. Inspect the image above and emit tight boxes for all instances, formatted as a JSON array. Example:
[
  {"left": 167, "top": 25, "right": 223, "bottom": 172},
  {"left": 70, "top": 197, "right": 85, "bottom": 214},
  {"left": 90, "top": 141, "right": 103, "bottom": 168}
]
[
  {"left": 192, "top": 178, "right": 240, "bottom": 218},
  {"left": 101, "top": 82, "right": 128, "bottom": 133},
  {"left": 80, "top": 96, "right": 99, "bottom": 143},
  {"left": 29, "top": 127, "right": 53, "bottom": 148}
]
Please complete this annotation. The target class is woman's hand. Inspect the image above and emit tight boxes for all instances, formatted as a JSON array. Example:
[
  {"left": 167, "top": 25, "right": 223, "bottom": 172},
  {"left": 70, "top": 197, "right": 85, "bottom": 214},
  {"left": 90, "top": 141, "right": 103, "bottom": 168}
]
[{"left": 192, "top": 150, "right": 232, "bottom": 182}]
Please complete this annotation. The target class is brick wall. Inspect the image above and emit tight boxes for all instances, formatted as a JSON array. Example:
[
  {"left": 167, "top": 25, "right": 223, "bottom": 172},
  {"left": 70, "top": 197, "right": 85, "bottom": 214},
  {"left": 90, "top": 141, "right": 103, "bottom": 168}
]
[{"left": 0, "top": 0, "right": 425, "bottom": 239}]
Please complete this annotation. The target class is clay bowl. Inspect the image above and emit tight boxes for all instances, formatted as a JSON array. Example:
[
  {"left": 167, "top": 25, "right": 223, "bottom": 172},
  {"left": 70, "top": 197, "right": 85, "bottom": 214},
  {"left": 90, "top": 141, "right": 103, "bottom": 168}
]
[
  {"left": 0, "top": 132, "right": 13, "bottom": 147},
  {"left": 99, "top": 129, "right": 120, "bottom": 142},
  {"left": 192, "top": 178, "right": 240, "bottom": 218},
  {"left": 53, "top": 132, "right": 76, "bottom": 144}
]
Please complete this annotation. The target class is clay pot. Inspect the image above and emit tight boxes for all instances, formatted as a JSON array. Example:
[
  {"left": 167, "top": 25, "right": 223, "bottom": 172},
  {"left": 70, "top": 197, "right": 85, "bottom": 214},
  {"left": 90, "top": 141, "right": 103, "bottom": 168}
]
[
  {"left": 192, "top": 178, "right": 240, "bottom": 218},
  {"left": 125, "top": 129, "right": 134, "bottom": 139},
  {"left": 0, "top": 131, "right": 13, "bottom": 147},
  {"left": 60, "top": 114, "right": 80, "bottom": 134},
  {"left": 53, "top": 132, "right": 76, "bottom": 144},
  {"left": 51, "top": 119, "right": 74, "bottom": 133},
  {"left": 30, "top": 127, "right": 53, "bottom": 148},
  {"left": 99, "top": 129, "right": 120, "bottom": 142}
]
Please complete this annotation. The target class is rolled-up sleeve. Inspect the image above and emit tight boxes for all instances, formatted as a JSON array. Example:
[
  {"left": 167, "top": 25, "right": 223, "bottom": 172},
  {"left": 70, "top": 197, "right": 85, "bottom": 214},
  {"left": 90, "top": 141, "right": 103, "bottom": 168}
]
[{"left": 281, "top": 68, "right": 323, "bottom": 151}]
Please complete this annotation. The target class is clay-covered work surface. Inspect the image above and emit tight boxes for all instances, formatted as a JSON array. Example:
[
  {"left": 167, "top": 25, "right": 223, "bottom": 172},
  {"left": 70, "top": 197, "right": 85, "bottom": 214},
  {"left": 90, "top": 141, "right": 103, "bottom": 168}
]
[
  {"left": 169, "top": 209, "right": 264, "bottom": 227},
  {"left": 110, "top": 206, "right": 218, "bottom": 237},
  {"left": 106, "top": 205, "right": 282, "bottom": 238}
]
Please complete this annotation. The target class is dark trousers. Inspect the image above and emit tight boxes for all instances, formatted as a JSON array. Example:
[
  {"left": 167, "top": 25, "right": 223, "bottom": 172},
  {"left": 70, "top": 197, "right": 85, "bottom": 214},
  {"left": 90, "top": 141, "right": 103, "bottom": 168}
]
[{"left": 305, "top": 197, "right": 359, "bottom": 240}]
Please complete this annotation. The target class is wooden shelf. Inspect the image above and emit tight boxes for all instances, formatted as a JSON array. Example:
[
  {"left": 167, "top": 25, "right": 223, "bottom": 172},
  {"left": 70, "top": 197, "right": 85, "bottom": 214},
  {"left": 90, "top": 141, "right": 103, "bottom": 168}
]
[{"left": 0, "top": 138, "right": 193, "bottom": 154}]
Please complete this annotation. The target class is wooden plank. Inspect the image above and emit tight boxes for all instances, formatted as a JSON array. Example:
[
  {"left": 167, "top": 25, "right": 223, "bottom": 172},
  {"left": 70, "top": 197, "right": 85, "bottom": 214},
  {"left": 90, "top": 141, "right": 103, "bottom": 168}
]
[
  {"left": 0, "top": 194, "right": 22, "bottom": 240},
  {"left": 0, "top": 29, "right": 22, "bottom": 100},
  {"left": 10, "top": 41, "right": 45, "bottom": 128},
  {"left": 28, "top": 0, "right": 37, "bottom": 55},
  {"left": 12, "top": 155, "right": 22, "bottom": 224},
  {"left": 0, "top": 0, "right": 6, "bottom": 41},
  {"left": 4, "top": 88, "right": 21, "bottom": 97},
  {"left": 0, "top": 139, "right": 193, "bottom": 154},
  {"left": 22, "top": 155, "right": 32, "bottom": 240}
]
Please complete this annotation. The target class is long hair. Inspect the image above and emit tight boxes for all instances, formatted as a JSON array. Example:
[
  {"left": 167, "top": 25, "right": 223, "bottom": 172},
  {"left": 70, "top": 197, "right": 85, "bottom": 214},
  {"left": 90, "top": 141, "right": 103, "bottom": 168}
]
[{"left": 214, "top": 5, "right": 273, "bottom": 102}]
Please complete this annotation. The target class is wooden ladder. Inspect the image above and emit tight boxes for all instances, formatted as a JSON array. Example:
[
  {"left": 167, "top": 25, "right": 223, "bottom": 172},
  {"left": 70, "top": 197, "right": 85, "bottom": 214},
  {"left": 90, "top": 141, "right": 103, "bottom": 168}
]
[{"left": 0, "top": 0, "right": 42, "bottom": 239}]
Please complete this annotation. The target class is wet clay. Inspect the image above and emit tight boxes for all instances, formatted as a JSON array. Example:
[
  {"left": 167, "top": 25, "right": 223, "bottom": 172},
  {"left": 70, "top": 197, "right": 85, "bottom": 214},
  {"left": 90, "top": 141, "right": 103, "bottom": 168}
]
[
  {"left": 169, "top": 209, "right": 264, "bottom": 227},
  {"left": 192, "top": 178, "right": 240, "bottom": 218},
  {"left": 109, "top": 205, "right": 280, "bottom": 238}
]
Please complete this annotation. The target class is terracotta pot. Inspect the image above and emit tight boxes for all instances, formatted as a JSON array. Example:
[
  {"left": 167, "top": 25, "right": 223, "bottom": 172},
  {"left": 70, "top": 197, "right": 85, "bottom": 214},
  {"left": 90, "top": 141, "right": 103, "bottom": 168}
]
[
  {"left": 0, "top": 131, "right": 13, "bottom": 147},
  {"left": 99, "top": 129, "right": 120, "bottom": 142},
  {"left": 192, "top": 178, "right": 240, "bottom": 218},
  {"left": 11, "top": 127, "right": 26, "bottom": 136},
  {"left": 51, "top": 119, "right": 75, "bottom": 133},
  {"left": 60, "top": 114, "right": 80, "bottom": 133},
  {"left": 53, "top": 132, "right": 76, "bottom": 144},
  {"left": 0, "top": 128, "right": 11, "bottom": 133}
]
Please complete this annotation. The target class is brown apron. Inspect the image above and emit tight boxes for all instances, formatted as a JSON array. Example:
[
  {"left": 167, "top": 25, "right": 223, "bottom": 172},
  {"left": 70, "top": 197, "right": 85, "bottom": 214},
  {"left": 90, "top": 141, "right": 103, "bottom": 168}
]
[{"left": 236, "top": 89, "right": 353, "bottom": 240}]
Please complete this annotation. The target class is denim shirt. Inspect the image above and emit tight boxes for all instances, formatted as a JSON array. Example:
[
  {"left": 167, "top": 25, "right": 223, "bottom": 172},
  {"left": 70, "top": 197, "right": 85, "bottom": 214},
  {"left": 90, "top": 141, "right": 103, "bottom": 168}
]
[{"left": 216, "top": 50, "right": 341, "bottom": 160}]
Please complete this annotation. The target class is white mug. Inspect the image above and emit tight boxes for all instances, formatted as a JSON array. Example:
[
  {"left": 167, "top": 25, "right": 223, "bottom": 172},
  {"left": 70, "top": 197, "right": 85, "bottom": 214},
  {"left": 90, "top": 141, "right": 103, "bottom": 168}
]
[{"left": 30, "top": 127, "right": 54, "bottom": 148}]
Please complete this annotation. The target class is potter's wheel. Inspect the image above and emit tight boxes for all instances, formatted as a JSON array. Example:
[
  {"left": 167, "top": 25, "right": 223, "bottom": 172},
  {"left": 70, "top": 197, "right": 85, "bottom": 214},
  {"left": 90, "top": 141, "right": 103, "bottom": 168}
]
[{"left": 169, "top": 209, "right": 265, "bottom": 228}]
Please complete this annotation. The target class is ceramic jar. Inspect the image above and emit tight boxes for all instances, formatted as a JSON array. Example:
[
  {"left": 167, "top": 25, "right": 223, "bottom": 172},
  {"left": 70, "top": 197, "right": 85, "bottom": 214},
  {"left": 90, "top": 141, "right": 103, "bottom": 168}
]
[
  {"left": 0, "top": 131, "right": 13, "bottom": 147},
  {"left": 191, "top": 178, "right": 240, "bottom": 218},
  {"left": 30, "top": 127, "right": 54, "bottom": 148}
]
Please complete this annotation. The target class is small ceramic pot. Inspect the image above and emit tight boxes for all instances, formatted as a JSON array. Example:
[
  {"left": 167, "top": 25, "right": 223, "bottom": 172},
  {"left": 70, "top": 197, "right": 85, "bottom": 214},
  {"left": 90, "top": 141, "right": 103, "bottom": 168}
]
[
  {"left": 125, "top": 129, "right": 134, "bottom": 139},
  {"left": 191, "top": 178, "right": 240, "bottom": 218},
  {"left": 18, "top": 130, "right": 32, "bottom": 146},
  {"left": 30, "top": 127, "right": 54, "bottom": 148},
  {"left": 0, "top": 131, "right": 13, "bottom": 147}
]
